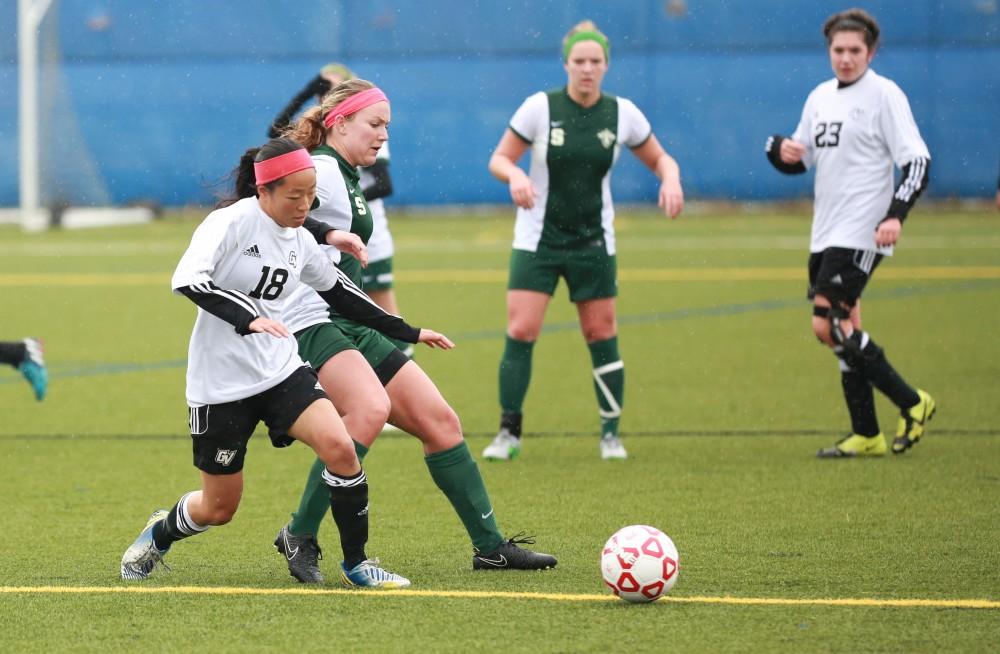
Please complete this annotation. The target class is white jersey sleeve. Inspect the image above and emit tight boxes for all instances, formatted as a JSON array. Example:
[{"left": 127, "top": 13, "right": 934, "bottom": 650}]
[
  {"left": 617, "top": 97, "right": 652, "bottom": 148},
  {"left": 509, "top": 92, "right": 549, "bottom": 143},
  {"left": 791, "top": 89, "right": 818, "bottom": 169},
  {"left": 878, "top": 80, "right": 930, "bottom": 167},
  {"left": 298, "top": 236, "right": 341, "bottom": 291},
  {"left": 170, "top": 209, "right": 235, "bottom": 291}
]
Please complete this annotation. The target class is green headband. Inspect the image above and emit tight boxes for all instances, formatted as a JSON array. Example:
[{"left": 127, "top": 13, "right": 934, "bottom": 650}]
[{"left": 562, "top": 30, "right": 610, "bottom": 62}]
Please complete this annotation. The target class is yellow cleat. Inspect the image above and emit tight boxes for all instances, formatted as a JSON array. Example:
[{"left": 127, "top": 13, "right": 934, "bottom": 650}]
[
  {"left": 893, "top": 389, "right": 936, "bottom": 454},
  {"left": 817, "top": 433, "right": 887, "bottom": 458}
]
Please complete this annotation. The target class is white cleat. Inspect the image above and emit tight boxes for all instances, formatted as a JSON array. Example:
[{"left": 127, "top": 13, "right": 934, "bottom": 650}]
[
  {"left": 600, "top": 436, "right": 627, "bottom": 460},
  {"left": 483, "top": 428, "right": 521, "bottom": 461}
]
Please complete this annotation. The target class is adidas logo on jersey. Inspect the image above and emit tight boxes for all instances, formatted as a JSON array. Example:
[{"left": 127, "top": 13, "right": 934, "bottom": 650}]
[{"left": 243, "top": 244, "right": 261, "bottom": 258}]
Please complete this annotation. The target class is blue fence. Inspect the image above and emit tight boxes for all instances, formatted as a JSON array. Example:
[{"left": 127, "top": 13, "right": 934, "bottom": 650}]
[{"left": 1, "top": 0, "right": 997, "bottom": 206}]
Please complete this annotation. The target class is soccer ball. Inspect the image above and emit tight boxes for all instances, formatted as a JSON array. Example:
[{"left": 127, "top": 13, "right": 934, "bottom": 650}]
[{"left": 601, "top": 525, "right": 679, "bottom": 603}]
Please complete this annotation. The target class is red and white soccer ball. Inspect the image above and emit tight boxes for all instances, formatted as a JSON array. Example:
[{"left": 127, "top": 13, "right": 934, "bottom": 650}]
[{"left": 601, "top": 525, "right": 679, "bottom": 603}]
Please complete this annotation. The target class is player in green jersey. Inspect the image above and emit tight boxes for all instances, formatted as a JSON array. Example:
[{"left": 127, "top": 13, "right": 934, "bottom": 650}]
[
  {"left": 272, "top": 80, "right": 556, "bottom": 583},
  {"left": 483, "top": 20, "right": 684, "bottom": 462}
]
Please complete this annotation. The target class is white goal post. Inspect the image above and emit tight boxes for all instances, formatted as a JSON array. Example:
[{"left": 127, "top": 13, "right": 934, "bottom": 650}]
[{"left": 13, "top": 0, "right": 153, "bottom": 231}]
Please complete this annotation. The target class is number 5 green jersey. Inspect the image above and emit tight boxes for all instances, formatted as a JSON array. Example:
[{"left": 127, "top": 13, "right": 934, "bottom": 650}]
[{"left": 507, "top": 88, "right": 652, "bottom": 254}]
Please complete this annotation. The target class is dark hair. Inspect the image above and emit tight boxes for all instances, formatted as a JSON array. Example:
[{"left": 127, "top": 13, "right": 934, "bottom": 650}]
[
  {"left": 216, "top": 137, "right": 303, "bottom": 208},
  {"left": 823, "top": 8, "right": 880, "bottom": 49}
]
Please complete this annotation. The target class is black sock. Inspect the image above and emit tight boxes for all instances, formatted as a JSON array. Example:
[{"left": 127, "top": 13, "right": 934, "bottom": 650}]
[
  {"left": 322, "top": 468, "right": 369, "bottom": 569},
  {"left": 151, "top": 492, "right": 208, "bottom": 551},
  {"left": 840, "top": 370, "right": 880, "bottom": 436},
  {"left": 850, "top": 333, "right": 920, "bottom": 410},
  {"left": 0, "top": 342, "right": 26, "bottom": 367},
  {"left": 500, "top": 411, "right": 522, "bottom": 438}
]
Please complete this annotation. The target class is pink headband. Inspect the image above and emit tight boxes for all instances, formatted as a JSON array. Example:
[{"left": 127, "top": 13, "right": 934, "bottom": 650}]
[
  {"left": 253, "top": 148, "right": 315, "bottom": 186},
  {"left": 323, "top": 88, "right": 389, "bottom": 128}
]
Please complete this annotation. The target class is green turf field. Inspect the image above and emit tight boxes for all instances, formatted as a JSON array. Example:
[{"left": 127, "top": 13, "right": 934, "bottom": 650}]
[{"left": 1, "top": 207, "right": 998, "bottom": 652}]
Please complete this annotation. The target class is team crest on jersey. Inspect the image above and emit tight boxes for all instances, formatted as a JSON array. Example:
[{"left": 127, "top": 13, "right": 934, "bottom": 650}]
[
  {"left": 849, "top": 107, "right": 865, "bottom": 120},
  {"left": 596, "top": 128, "right": 616, "bottom": 149},
  {"left": 288, "top": 250, "right": 297, "bottom": 267}
]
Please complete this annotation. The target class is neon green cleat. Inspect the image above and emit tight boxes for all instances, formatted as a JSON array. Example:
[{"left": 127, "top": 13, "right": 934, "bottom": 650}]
[
  {"left": 817, "top": 433, "right": 887, "bottom": 458},
  {"left": 893, "top": 389, "right": 936, "bottom": 454}
]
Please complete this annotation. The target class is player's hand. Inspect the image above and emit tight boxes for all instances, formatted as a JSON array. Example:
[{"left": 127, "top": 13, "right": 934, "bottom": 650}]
[
  {"left": 875, "top": 217, "right": 902, "bottom": 247},
  {"left": 780, "top": 139, "right": 806, "bottom": 164},
  {"left": 326, "top": 230, "right": 369, "bottom": 267},
  {"left": 508, "top": 170, "right": 538, "bottom": 209},
  {"left": 417, "top": 329, "right": 455, "bottom": 350},
  {"left": 659, "top": 179, "right": 684, "bottom": 219},
  {"left": 249, "top": 317, "right": 290, "bottom": 338}
]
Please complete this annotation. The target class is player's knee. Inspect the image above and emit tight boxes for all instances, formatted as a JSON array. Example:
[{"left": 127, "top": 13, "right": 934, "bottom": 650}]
[
  {"left": 811, "top": 307, "right": 835, "bottom": 346},
  {"left": 202, "top": 502, "right": 238, "bottom": 526},
  {"left": 507, "top": 323, "right": 540, "bottom": 341},
  {"left": 313, "top": 433, "right": 359, "bottom": 470}
]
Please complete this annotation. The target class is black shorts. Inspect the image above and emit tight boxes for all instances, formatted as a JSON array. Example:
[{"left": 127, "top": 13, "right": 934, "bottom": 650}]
[
  {"left": 188, "top": 366, "right": 328, "bottom": 474},
  {"left": 807, "top": 247, "right": 883, "bottom": 307}
]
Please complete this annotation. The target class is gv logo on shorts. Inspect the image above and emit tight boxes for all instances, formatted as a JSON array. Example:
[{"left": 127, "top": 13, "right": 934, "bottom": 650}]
[{"left": 215, "top": 449, "right": 237, "bottom": 466}]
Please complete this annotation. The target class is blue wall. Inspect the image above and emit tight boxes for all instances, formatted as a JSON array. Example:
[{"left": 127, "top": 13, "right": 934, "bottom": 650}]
[{"left": 1, "top": 1, "right": 998, "bottom": 206}]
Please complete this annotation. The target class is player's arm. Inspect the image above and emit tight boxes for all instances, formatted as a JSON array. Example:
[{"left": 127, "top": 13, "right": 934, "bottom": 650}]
[
  {"left": 267, "top": 75, "right": 332, "bottom": 138},
  {"left": 175, "top": 283, "right": 260, "bottom": 336},
  {"left": 489, "top": 129, "right": 535, "bottom": 209},
  {"left": 311, "top": 268, "right": 452, "bottom": 349},
  {"left": 875, "top": 157, "right": 930, "bottom": 247},
  {"left": 631, "top": 134, "right": 683, "bottom": 219},
  {"left": 362, "top": 159, "right": 393, "bottom": 202},
  {"left": 765, "top": 135, "right": 807, "bottom": 175},
  {"left": 302, "top": 217, "right": 367, "bottom": 266}
]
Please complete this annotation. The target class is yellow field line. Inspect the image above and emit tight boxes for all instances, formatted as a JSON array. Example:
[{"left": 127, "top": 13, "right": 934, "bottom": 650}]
[
  {"left": 2, "top": 586, "right": 997, "bottom": 609},
  {"left": 2, "top": 267, "right": 1000, "bottom": 286}
]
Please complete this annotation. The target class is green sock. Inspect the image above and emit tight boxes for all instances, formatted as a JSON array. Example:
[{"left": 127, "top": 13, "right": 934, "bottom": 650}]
[
  {"left": 289, "top": 440, "right": 369, "bottom": 537},
  {"left": 588, "top": 337, "right": 624, "bottom": 438},
  {"left": 499, "top": 336, "right": 534, "bottom": 413},
  {"left": 425, "top": 441, "right": 504, "bottom": 553}
]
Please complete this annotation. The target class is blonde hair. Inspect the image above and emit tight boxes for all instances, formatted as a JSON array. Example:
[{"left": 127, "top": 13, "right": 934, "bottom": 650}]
[{"left": 282, "top": 78, "right": 376, "bottom": 150}]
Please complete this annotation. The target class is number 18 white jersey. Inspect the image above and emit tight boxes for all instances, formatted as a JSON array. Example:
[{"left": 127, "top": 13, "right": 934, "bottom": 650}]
[{"left": 171, "top": 197, "right": 340, "bottom": 406}]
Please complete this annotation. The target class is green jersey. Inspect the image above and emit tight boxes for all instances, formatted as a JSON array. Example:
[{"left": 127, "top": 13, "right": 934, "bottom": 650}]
[
  {"left": 310, "top": 144, "right": 373, "bottom": 285},
  {"left": 507, "top": 88, "right": 652, "bottom": 253}
]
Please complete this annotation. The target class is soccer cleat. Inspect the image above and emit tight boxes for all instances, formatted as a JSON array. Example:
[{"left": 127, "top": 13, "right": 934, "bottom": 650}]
[
  {"left": 893, "top": 389, "right": 936, "bottom": 454},
  {"left": 274, "top": 524, "right": 324, "bottom": 584},
  {"left": 120, "top": 509, "right": 170, "bottom": 580},
  {"left": 18, "top": 338, "right": 47, "bottom": 401},
  {"left": 340, "top": 558, "right": 411, "bottom": 589},
  {"left": 483, "top": 428, "right": 521, "bottom": 461},
  {"left": 600, "top": 435, "right": 627, "bottom": 460},
  {"left": 817, "top": 433, "right": 887, "bottom": 458},
  {"left": 473, "top": 533, "right": 557, "bottom": 571}
]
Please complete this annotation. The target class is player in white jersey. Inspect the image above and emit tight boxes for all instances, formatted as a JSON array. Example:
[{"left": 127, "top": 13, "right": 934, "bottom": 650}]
[
  {"left": 483, "top": 21, "right": 684, "bottom": 462},
  {"left": 269, "top": 62, "right": 406, "bottom": 343},
  {"left": 272, "top": 80, "right": 557, "bottom": 582},
  {"left": 764, "top": 8, "right": 935, "bottom": 458},
  {"left": 120, "top": 138, "right": 452, "bottom": 587}
]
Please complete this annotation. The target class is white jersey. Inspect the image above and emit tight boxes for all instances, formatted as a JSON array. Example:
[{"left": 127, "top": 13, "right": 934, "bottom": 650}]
[
  {"left": 360, "top": 144, "right": 394, "bottom": 263},
  {"left": 791, "top": 69, "right": 930, "bottom": 255},
  {"left": 508, "top": 89, "right": 652, "bottom": 254},
  {"left": 171, "top": 197, "right": 339, "bottom": 405}
]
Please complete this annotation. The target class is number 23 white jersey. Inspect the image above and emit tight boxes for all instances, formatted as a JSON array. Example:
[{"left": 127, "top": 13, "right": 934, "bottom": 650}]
[{"left": 792, "top": 69, "right": 929, "bottom": 255}]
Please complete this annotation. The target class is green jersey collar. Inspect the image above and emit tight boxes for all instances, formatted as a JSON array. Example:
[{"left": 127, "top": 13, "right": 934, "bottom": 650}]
[{"left": 311, "top": 144, "right": 361, "bottom": 186}]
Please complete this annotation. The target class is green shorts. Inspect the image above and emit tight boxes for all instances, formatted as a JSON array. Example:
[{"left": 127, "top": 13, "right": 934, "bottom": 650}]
[
  {"left": 361, "top": 257, "right": 394, "bottom": 292},
  {"left": 507, "top": 247, "right": 617, "bottom": 302},
  {"left": 295, "top": 317, "right": 402, "bottom": 376}
]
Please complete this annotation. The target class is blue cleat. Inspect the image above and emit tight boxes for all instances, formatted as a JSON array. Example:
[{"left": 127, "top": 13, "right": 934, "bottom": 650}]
[
  {"left": 18, "top": 338, "right": 47, "bottom": 401},
  {"left": 120, "top": 510, "right": 170, "bottom": 580},
  {"left": 340, "top": 558, "right": 410, "bottom": 589}
]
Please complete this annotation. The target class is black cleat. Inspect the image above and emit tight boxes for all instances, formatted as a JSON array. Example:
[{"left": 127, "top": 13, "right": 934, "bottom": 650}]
[
  {"left": 274, "top": 523, "right": 324, "bottom": 584},
  {"left": 473, "top": 533, "right": 557, "bottom": 571}
]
